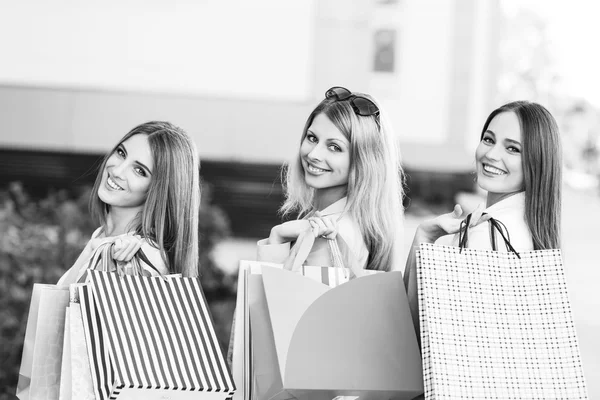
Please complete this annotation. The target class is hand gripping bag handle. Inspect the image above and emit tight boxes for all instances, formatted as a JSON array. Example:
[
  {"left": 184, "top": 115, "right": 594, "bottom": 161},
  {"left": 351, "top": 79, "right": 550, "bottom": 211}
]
[
  {"left": 458, "top": 213, "right": 521, "bottom": 259},
  {"left": 84, "top": 241, "right": 160, "bottom": 279},
  {"left": 283, "top": 228, "right": 345, "bottom": 272}
]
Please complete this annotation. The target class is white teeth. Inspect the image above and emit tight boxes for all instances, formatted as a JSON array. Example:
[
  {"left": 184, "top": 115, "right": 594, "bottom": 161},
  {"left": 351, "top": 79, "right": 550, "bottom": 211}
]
[
  {"left": 307, "top": 164, "right": 328, "bottom": 173},
  {"left": 483, "top": 164, "right": 506, "bottom": 175},
  {"left": 107, "top": 176, "right": 124, "bottom": 190}
]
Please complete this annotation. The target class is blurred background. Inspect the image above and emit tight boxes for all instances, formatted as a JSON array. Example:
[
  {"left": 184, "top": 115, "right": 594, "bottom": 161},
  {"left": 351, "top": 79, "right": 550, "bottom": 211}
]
[{"left": 0, "top": 0, "right": 599, "bottom": 397}]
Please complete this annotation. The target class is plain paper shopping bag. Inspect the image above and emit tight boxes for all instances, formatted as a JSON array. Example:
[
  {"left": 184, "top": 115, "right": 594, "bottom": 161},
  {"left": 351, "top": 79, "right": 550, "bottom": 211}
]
[
  {"left": 65, "top": 284, "right": 95, "bottom": 400},
  {"left": 16, "top": 284, "right": 70, "bottom": 400},
  {"left": 231, "top": 260, "right": 362, "bottom": 400},
  {"left": 58, "top": 307, "right": 71, "bottom": 400},
  {"left": 261, "top": 267, "right": 423, "bottom": 400}
]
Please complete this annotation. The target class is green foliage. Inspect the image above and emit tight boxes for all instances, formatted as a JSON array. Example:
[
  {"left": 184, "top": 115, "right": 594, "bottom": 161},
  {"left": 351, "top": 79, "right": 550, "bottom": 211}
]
[{"left": 0, "top": 182, "right": 235, "bottom": 398}]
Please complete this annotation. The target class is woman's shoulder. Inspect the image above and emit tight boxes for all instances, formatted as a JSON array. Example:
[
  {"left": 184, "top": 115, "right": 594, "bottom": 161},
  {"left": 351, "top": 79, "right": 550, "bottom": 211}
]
[
  {"left": 90, "top": 226, "right": 104, "bottom": 239},
  {"left": 139, "top": 239, "right": 169, "bottom": 275},
  {"left": 336, "top": 212, "right": 364, "bottom": 247},
  {"left": 335, "top": 212, "right": 369, "bottom": 268},
  {"left": 489, "top": 212, "right": 533, "bottom": 251},
  {"left": 464, "top": 212, "right": 533, "bottom": 251}
]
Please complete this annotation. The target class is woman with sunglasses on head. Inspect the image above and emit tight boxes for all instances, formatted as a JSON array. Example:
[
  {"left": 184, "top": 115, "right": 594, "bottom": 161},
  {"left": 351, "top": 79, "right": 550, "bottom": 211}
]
[
  {"left": 404, "top": 100, "right": 562, "bottom": 335},
  {"left": 57, "top": 121, "right": 201, "bottom": 285},
  {"left": 258, "top": 86, "right": 405, "bottom": 271}
]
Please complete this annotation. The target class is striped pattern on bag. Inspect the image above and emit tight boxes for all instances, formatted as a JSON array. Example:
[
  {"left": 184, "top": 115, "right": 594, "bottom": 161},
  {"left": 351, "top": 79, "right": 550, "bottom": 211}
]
[
  {"left": 300, "top": 264, "right": 381, "bottom": 288},
  {"left": 88, "top": 270, "right": 235, "bottom": 399},
  {"left": 299, "top": 265, "right": 351, "bottom": 287},
  {"left": 78, "top": 284, "right": 113, "bottom": 400}
]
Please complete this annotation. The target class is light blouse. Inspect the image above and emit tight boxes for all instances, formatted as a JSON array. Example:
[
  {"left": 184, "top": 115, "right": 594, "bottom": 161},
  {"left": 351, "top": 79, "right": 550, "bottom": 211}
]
[
  {"left": 256, "top": 197, "right": 369, "bottom": 269},
  {"left": 436, "top": 192, "right": 533, "bottom": 251}
]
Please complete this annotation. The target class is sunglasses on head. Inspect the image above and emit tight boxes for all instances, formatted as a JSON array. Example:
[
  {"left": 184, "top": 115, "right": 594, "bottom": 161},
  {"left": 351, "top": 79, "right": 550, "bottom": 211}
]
[{"left": 325, "top": 86, "right": 380, "bottom": 117}]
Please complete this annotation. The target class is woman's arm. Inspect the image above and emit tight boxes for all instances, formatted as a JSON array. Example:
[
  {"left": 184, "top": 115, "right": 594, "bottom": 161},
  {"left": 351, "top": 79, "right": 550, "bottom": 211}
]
[
  {"left": 57, "top": 227, "right": 107, "bottom": 286},
  {"left": 139, "top": 240, "right": 169, "bottom": 275},
  {"left": 266, "top": 220, "right": 312, "bottom": 244},
  {"left": 256, "top": 220, "right": 311, "bottom": 263},
  {"left": 403, "top": 221, "right": 446, "bottom": 343},
  {"left": 109, "top": 234, "right": 168, "bottom": 276},
  {"left": 404, "top": 204, "right": 488, "bottom": 343},
  {"left": 258, "top": 217, "right": 336, "bottom": 263}
]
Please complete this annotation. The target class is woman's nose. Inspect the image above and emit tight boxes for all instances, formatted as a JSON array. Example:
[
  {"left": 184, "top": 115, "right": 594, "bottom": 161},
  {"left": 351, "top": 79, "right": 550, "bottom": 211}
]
[
  {"left": 307, "top": 144, "right": 324, "bottom": 161},
  {"left": 111, "top": 160, "right": 127, "bottom": 179},
  {"left": 485, "top": 144, "right": 501, "bottom": 161}
]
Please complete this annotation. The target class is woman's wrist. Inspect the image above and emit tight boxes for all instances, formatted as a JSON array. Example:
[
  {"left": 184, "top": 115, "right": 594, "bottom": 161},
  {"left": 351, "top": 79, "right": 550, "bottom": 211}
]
[
  {"left": 268, "top": 226, "right": 284, "bottom": 244},
  {"left": 415, "top": 220, "right": 444, "bottom": 244}
]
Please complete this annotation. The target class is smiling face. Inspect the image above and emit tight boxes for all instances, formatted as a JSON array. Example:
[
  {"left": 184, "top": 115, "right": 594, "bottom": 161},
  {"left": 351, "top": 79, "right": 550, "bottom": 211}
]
[
  {"left": 300, "top": 113, "right": 351, "bottom": 205},
  {"left": 476, "top": 111, "right": 524, "bottom": 205},
  {"left": 98, "top": 134, "right": 154, "bottom": 211}
]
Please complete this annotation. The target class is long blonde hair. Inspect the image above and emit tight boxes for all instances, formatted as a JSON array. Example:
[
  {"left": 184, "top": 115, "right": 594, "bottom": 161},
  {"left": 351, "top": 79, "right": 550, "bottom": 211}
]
[
  {"left": 281, "top": 93, "right": 405, "bottom": 271},
  {"left": 90, "top": 121, "right": 201, "bottom": 276}
]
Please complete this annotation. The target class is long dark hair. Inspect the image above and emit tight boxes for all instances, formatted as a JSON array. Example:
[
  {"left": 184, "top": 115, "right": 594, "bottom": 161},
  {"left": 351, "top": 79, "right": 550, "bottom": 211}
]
[
  {"left": 90, "top": 121, "right": 201, "bottom": 276},
  {"left": 480, "top": 101, "right": 562, "bottom": 249}
]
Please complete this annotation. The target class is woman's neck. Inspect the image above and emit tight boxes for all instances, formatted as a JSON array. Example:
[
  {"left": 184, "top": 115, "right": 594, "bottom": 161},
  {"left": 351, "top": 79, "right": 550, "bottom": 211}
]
[
  {"left": 104, "top": 206, "right": 142, "bottom": 236},
  {"left": 313, "top": 185, "right": 347, "bottom": 211},
  {"left": 486, "top": 190, "right": 523, "bottom": 208}
]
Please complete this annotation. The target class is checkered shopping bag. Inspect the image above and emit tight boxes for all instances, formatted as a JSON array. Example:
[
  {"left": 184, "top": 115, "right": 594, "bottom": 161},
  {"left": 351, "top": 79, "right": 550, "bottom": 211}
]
[{"left": 417, "top": 217, "right": 588, "bottom": 399}]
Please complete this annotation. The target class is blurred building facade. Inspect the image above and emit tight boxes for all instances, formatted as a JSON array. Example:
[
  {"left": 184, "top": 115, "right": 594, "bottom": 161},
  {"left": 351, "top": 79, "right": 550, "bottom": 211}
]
[{"left": 0, "top": 0, "right": 500, "bottom": 237}]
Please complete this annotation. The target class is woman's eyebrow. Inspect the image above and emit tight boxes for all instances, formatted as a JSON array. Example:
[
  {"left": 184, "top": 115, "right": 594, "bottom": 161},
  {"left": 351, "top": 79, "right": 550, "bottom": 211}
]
[
  {"left": 327, "top": 137, "right": 349, "bottom": 146},
  {"left": 135, "top": 161, "right": 153, "bottom": 175},
  {"left": 122, "top": 143, "right": 153, "bottom": 175},
  {"left": 505, "top": 138, "right": 522, "bottom": 146}
]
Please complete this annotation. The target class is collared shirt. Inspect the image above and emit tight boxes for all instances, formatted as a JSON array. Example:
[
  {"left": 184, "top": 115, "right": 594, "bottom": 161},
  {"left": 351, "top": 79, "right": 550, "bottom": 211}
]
[
  {"left": 257, "top": 197, "right": 370, "bottom": 269},
  {"left": 437, "top": 191, "right": 533, "bottom": 251}
]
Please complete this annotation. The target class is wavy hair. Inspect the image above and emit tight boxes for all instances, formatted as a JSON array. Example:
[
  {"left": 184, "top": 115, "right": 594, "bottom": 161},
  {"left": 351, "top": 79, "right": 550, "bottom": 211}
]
[
  {"left": 480, "top": 101, "right": 562, "bottom": 250},
  {"left": 90, "top": 121, "right": 201, "bottom": 276},
  {"left": 281, "top": 93, "right": 405, "bottom": 271}
]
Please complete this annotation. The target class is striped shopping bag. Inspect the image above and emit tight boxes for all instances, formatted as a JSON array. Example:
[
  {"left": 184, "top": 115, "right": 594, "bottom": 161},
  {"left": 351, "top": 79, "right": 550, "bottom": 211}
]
[
  {"left": 84, "top": 270, "right": 235, "bottom": 400},
  {"left": 78, "top": 284, "right": 112, "bottom": 400}
]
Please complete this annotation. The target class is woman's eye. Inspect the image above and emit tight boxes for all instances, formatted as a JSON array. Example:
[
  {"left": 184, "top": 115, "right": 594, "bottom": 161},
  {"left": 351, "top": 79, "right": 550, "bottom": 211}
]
[
  {"left": 482, "top": 137, "right": 494, "bottom": 144},
  {"left": 328, "top": 144, "right": 342, "bottom": 152},
  {"left": 507, "top": 146, "right": 521, "bottom": 154},
  {"left": 134, "top": 167, "right": 147, "bottom": 177},
  {"left": 306, "top": 134, "right": 317, "bottom": 143},
  {"left": 116, "top": 148, "right": 126, "bottom": 157}
]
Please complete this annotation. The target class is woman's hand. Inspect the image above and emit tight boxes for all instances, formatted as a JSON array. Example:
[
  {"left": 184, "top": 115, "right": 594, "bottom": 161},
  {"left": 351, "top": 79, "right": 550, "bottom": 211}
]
[
  {"left": 415, "top": 204, "right": 489, "bottom": 244},
  {"left": 308, "top": 212, "right": 337, "bottom": 239},
  {"left": 268, "top": 213, "right": 338, "bottom": 244},
  {"left": 87, "top": 235, "right": 115, "bottom": 254},
  {"left": 268, "top": 220, "right": 312, "bottom": 244},
  {"left": 111, "top": 234, "right": 143, "bottom": 262}
]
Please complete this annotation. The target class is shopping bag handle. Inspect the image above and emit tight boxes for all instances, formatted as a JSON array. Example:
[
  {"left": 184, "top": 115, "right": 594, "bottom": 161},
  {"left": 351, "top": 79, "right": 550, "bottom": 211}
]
[
  {"left": 85, "top": 241, "right": 161, "bottom": 278},
  {"left": 458, "top": 213, "right": 521, "bottom": 258},
  {"left": 283, "top": 227, "right": 345, "bottom": 273}
]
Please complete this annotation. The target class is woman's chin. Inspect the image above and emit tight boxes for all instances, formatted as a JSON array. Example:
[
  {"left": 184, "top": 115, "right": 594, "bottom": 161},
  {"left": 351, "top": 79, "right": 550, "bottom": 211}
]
[{"left": 98, "top": 187, "right": 117, "bottom": 206}]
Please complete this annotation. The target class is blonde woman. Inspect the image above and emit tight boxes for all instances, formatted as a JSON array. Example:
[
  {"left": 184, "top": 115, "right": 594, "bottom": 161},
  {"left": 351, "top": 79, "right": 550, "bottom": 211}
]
[
  {"left": 57, "top": 121, "right": 201, "bottom": 284},
  {"left": 258, "top": 86, "right": 405, "bottom": 271}
]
